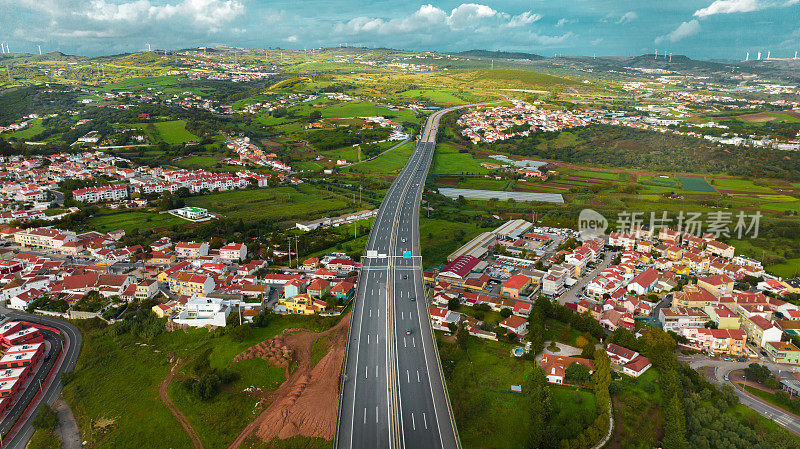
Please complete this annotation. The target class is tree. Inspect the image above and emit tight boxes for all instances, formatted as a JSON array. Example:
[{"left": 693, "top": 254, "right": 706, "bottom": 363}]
[
  {"left": 455, "top": 324, "right": 469, "bottom": 350},
  {"left": 309, "top": 110, "right": 322, "bottom": 121},
  {"left": 447, "top": 297, "right": 460, "bottom": 310},
  {"left": 560, "top": 323, "right": 572, "bottom": 343},
  {"left": 32, "top": 404, "right": 58, "bottom": 430},
  {"left": 565, "top": 362, "right": 591, "bottom": 383},
  {"left": 500, "top": 307, "right": 512, "bottom": 319},
  {"left": 662, "top": 393, "right": 688, "bottom": 449},
  {"left": 326, "top": 294, "right": 339, "bottom": 310}
]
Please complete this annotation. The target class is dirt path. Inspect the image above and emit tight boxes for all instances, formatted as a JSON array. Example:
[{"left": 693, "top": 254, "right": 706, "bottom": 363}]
[
  {"left": 228, "top": 313, "right": 351, "bottom": 449},
  {"left": 160, "top": 359, "right": 204, "bottom": 449}
]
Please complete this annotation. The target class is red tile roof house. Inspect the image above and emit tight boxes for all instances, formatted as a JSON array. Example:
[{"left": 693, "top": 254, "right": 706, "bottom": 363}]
[
  {"left": 97, "top": 274, "right": 133, "bottom": 297},
  {"left": 429, "top": 306, "right": 462, "bottom": 331},
  {"left": 512, "top": 301, "right": 533, "bottom": 317},
  {"left": 307, "top": 279, "right": 331, "bottom": 298},
  {"left": 331, "top": 281, "right": 356, "bottom": 301},
  {"left": 499, "top": 314, "right": 528, "bottom": 337},
  {"left": 50, "top": 272, "right": 100, "bottom": 295},
  {"left": 626, "top": 268, "right": 659, "bottom": 295},
  {"left": 606, "top": 343, "right": 639, "bottom": 365},
  {"left": 500, "top": 274, "right": 532, "bottom": 300},
  {"left": 220, "top": 243, "right": 247, "bottom": 262},
  {"left": 622, "top": 355, "right": 652, "bottom": 377},
  {"left": 540, "top": 354, "right": 595, "bottom": 384}
]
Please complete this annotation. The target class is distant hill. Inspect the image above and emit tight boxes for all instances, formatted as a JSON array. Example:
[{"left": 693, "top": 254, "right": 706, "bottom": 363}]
[{"left": 455, "top": 50, "right": 544, "bottom": 61}]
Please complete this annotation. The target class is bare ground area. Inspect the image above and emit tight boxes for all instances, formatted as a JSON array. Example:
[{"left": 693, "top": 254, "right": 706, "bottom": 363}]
[{"left": 228, "top": 313, "right": 351, "bottom": 449}]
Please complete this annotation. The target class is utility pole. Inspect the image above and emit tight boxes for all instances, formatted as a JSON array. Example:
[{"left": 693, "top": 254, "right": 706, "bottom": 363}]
[{"left": 287, "top": 237, "right": 291, "bottom": 268}]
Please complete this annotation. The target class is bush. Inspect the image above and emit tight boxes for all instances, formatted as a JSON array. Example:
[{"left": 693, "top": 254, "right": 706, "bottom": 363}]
[
  {"left": 32, "top": 404, "right": 58, "bottom": 430},
  {"left": 229, "top": 324, "right": 252, "bottom": 342}
]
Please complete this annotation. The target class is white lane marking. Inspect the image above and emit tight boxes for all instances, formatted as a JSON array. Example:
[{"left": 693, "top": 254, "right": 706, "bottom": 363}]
[
  {"left": 403, "top": 337, "right": 407, "bottom": 348},
  {"left": 369, "top": 309, "right": 372, "bottom": 317},
  {"left": 367, "top": 334, "right": 369, "bottom": 344},
  {"left": 376, "top": 406, "right": 379, "bottom": 423},
  {"left": 406, "top": 369, "right": 410, "bottom": 383},
  {"left": 375, "top": 365, "right": 378, "bottom": 378},
  {"left": 423, "top": 412, "right": 428, "bottom": 429},
  {"left": 411, "top": 413, "right": 416, "bottom": 431},
  {"left": 365, "top": 366, "right": 368, "bottom": 379},
  {"left": 409, "top": 311, "right": 412, "bottom": 320},
  {"left": 417, "top": 370, "right": 421, "bottom": 382},
  {"left": 413, "top": 337, "right": 416, "bottom": 348},
  {"left": 401, "top": 311, "right": 404, "bottom": 320}
]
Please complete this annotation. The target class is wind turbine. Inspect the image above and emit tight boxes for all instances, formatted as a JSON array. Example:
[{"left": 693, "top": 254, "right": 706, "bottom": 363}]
[
  {"left": 767, "top": 50, "right": 771, "bottom": 59},
  {"left": 745, "top": 52, "right": 749, "bottom": 61},
  {"left": 654, "top": 48, "right": 657, "bottom": 60},
  {"left": 37, "top": 45, "right": 41, "bottom": 55},
  {"left": 146, "top": 43, "right": 151, "bottom": 52}
]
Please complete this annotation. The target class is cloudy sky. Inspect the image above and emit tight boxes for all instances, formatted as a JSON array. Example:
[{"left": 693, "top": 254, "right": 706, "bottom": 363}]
[{"left": 1, "top": 0, "right": 799, "bottom": 59}]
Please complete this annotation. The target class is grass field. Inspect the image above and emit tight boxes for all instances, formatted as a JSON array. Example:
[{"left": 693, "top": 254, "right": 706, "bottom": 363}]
[
  {"left": 419, "top": 218, "right": 493, "bottom": 266},
  {"left": 84, "top": 210, "right": 186, "bottom": 233},
  {"left": 677, "top": 176, "right": 716, "bottom": 192},
  {"left": 443, "top": 336, "right": 597, "bottom": 449},
  {"left": 64, "top": 313, "right": 343, "bottom": 449},
  {"left": 711, "top": 178, "right": 775, "bottom": 193},
  {"left": 186, "top": 185, "right": 353, "bottom": 224},
  {"left": 319, "top": 101, "right": 403, "bottom": 118},
  {"left": 431, "top": 144, "right": 492, "bottom": 175},
  {"left": 6, "top": 118, "right": 44, "bottom": 140},
  {"left": 344, "top": 140, "right": 415, "bottom": 174},
  {"left": 638, "top": 175, "right": 677, "bottom": 187},
  {"left": 102, "top": 75, "right": 181, "bottom": 91},
  {"left": 396, "top": 89, "right": 467, "bottom": 105},
  {"left": 566, "top": 169, "right": 624, "bottom": 181},
  {"left": 131, "top": 120, "right": 199, "bottom": 145}
]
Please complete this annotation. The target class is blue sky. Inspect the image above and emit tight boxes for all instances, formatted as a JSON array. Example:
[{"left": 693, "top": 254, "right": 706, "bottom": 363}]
[{"left": 1, "top": 0, "right": 799, "bottom": 59}]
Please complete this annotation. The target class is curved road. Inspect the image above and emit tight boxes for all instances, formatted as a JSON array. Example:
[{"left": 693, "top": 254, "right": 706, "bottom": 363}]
[
  {"left": 680, "top": 355, "right": 800, "bottom": 435},
  {"left": 0, "top": 307, "right": 82, "bottom": 449},
  {"left": 336, "top": 105, "right": 473, "bottom": 449}
]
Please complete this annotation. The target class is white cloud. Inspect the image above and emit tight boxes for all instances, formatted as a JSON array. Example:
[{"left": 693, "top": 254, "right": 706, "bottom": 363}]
[
  {"left": 617, "top": 11, "right": 638, "bottom": 24},
  {"left": 655, "top": 19, "right": 700, "bottom": 43},
  {"left": 445, "top": 3, "right": 498, "bottom": 29},
  {"left": 556, "top": 18, "right": 568, "bottom": 27},
  {"left": 694, "top": 0, "right": 764, "bottom": 17},
  {"left": 507, "top": 11, "right": 542, "bottom": 27},
  {"left": 334, "top": 4, "right": 545, "bottom": 35},
  {"left": 77, "top": 0, "right": 244, "bottom": 32}
]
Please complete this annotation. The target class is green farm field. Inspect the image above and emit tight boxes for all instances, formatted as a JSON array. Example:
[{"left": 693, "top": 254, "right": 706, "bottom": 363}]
[
  {"left": 131, "top": 120, "right": 199, "bottom": 145},
  {"left": 677, "top": 176, "right": 716, "bottom": 192},
  {"left": 185, "top": 185, "right": 354, "bottom": 224}
]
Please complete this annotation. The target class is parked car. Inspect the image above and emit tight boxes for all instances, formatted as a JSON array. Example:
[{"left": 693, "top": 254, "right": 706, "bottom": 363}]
[{"left": 405, "top": 328, "right": 412, "bottom": 335}]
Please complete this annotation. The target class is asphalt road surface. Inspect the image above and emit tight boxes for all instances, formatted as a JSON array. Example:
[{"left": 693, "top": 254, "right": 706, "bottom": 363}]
[
  {"left": 0, "top": 307, "right": 82, "bottom": 449},
  {"left": 680, "top": 355, "right": 800, "bottom": 435},
  {"left": 336, "top": 105, "right": 473, "bottom": 449}
]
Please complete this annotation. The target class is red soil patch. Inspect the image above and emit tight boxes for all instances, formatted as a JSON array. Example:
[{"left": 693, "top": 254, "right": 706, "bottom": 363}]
[
  {"left": 436, "top": 178, "right": 460, "bottom": 186},
  {"left": 227, "top": 314, "right": 351, "bottom": 448},
  {"left": 738, "top": 112, "right": 776, "bottom": 123}
]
